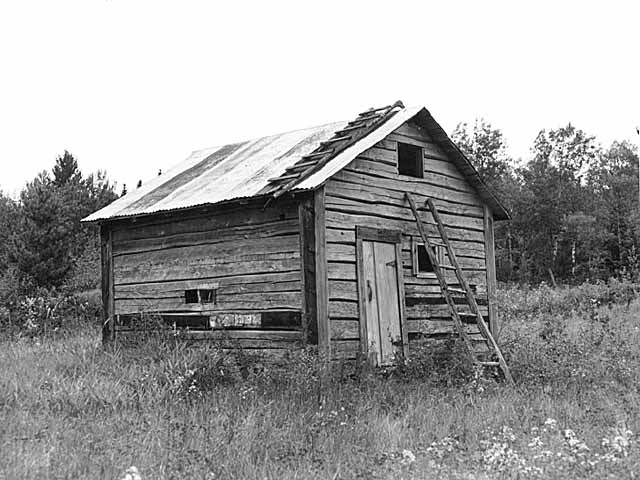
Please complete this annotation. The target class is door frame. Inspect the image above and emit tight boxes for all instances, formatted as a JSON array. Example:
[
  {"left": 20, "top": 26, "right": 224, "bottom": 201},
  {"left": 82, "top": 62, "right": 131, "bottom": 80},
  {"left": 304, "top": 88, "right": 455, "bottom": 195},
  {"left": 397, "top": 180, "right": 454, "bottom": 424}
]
[{"left": 355, "top": 226, "right": 408, "bottom": 362}]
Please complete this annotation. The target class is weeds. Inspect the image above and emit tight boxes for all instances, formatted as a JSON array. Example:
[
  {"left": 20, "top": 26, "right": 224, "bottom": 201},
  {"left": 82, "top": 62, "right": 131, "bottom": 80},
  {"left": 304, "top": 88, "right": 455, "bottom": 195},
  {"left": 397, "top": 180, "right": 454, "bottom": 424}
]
[{"left": 0, "top": 281, "right": 639, "bottom": 479}]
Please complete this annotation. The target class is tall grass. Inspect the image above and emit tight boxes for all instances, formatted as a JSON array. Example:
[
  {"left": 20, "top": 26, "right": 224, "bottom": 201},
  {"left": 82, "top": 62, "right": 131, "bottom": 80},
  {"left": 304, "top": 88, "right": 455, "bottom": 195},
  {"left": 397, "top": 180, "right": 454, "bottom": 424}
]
[{"left": 1, "top": 282, "right": 639, "bottom": 479}]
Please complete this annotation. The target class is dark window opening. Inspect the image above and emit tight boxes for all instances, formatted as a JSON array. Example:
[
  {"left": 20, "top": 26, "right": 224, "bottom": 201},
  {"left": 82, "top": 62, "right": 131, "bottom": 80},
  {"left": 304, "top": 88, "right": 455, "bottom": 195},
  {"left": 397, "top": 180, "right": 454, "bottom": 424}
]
[
  {"left": 397, "top": 142, "right": 423, "bottom": 177},
  {"left": 200, "top": 289, "right": 216, "bottom": 304},
  {"left": 417, "top": 245, "right": 435, "bottom": 273},
  {"left": 261, "top": 311, "right": 302, "bottom": 329},
  {"left": 185, "top": 289, "right": 199, "bottom": 303},
  {"left": 185, "top": 288, "right": 217, "bottom": 304}
]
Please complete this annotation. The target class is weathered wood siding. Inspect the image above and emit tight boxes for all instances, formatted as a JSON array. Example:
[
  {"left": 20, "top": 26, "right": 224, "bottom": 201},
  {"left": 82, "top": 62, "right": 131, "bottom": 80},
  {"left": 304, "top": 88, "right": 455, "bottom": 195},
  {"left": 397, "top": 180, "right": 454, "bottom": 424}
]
[
  {"left": 107, "top": 198, "right": 306, "bottom": 352},
  {"left": 323, "top": 121, "right": 490, "bottom": 359}
]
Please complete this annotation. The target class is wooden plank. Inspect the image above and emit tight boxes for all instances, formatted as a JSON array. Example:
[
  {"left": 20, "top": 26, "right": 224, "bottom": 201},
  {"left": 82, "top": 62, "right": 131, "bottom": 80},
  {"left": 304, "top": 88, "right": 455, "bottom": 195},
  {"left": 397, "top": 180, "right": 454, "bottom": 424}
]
[
  {"left": 115, "top": 277, "right": 300, "bottom": 297},
  {"left": 115, "top": 291, "right": 302, "bottom": 314},
  {"left": 111, "top": 197, "right": 299, "bottom": 243},
  {"left": 315, "top": 187, "right": 330, "bottom": 358},
  {"left": 355, "top": 226, "right": 402, "bottom": 244},
  {"left": 484, "top": 205, "right": 498, "bottom": 338},
  {"left": 325, "top": 180, "right": 484, "bottom": 218},
  {"left": 331, "top": 319, "right": 360, "bottom": 340},
  {"left": 331, "top": 339, "right": 359, "bottom": 360},
  {"left": 326, "top": 243, "right": 356, "bottom": 262},
  {"left": 408, "top": 319, "right": 482, "bottom": 335},
  {"left": 333, "top": 169, "right": 482, "bottom": 207},
  {"left": 175, "top": 329, "right": 302, "bottom": 349},
  {"left": 299, "top": 196, "right": 317, "bottom": 344},
  {"left": 326, "top": 197, "right": 485, "bottom": 232},
  {"left": 325, "top": 211, "right": 485, "bottom": 243},
  {"left": 362, "top": 240, "right": 381, "bottom": 364},
  {"left": 328, "top": 262, "right": 357, "bottom": 281},
  {"left": 101, "top": 225, "right": 115, "bottom": 343},
  {"left": 328, "top": 279, "right": 358, "bottom": 301},
  {"left": 349, "top": 158, "right": 475, "bottom": 194},
  {"left": 113, "top": 220, "right": 300, "bottom": 257},
  {"left": 388, "top": 134, "right": 448, "bottom": 161},
  {"left": 355, "top": 235, "right": 367, "bottom": 359},
  {"left": 115, "top": 254, "right": 300, "bottom": 286},
  {"left": 373, "top": 242, "right": 402, "bottom": 365},
  {"left": 329, "top": 300, "right": 359, "bottom": 318},
  {"left": 396, "top": 242, "right": 409, "bottom": 357}
]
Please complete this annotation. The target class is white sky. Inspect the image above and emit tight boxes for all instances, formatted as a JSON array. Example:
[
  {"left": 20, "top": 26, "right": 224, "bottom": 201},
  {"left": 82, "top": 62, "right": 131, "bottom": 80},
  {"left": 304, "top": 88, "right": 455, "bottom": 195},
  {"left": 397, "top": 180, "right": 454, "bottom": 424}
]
[{"left": 0, "top": 0, "right": 638, "bottom": 197}]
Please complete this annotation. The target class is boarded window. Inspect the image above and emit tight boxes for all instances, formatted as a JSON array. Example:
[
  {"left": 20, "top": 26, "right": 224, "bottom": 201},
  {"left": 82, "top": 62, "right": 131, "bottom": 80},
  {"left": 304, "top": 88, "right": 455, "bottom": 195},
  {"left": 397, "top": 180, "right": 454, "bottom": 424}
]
[{"left": 397, "top": 142, "right": 423, "bottom": 177}]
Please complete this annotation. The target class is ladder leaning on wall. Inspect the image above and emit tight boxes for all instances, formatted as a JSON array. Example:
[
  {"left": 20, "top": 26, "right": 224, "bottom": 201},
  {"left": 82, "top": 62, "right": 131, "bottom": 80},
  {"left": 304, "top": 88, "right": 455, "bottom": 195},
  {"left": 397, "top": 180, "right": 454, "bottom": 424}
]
[{"left": 404, "top": 192, "right": 514, "bottom": 385}]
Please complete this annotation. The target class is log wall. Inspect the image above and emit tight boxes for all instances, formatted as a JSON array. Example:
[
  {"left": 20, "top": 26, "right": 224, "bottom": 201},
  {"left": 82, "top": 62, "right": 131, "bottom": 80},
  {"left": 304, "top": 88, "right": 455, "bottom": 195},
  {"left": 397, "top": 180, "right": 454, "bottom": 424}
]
[
  {"left": 106, "top": 197, "right": 306, "bottom": 352},
  {"left": 323, "top": 121, "right": 490, "bottom": 359}
]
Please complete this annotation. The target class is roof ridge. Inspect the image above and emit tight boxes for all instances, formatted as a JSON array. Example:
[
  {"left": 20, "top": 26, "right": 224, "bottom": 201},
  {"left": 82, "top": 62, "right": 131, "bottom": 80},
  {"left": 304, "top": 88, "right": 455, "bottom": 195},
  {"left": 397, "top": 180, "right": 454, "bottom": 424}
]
[{"left": 262, "top": 101, "right": 405, "bottom": 199}]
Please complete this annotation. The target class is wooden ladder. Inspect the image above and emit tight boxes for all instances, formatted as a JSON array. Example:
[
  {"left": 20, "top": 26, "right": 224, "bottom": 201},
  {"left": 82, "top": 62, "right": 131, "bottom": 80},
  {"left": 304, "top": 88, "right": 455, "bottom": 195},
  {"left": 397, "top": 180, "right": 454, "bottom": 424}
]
[{"left": 405, "top": 193, "right": 514, "bottom": 385}]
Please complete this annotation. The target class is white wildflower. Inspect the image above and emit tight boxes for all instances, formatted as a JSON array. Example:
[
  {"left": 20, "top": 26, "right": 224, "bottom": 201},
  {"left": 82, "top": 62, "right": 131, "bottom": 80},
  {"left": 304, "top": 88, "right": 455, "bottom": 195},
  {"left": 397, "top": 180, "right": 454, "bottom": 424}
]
[
  {"left": 120, "top": 466, "right": 141, "bottom": 480},
  {"left": 401, "top": 449, "right": 416, "bottom": 465}
]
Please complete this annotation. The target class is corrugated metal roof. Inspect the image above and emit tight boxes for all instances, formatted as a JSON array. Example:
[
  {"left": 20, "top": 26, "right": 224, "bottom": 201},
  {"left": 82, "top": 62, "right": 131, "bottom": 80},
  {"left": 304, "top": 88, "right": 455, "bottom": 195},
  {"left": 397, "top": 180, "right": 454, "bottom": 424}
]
[
  {"left": 84, "top": 105, "right": 509, "bottom": 222},
  {"left": 83, "top": 121, "right": 346, "bottom": 222}
]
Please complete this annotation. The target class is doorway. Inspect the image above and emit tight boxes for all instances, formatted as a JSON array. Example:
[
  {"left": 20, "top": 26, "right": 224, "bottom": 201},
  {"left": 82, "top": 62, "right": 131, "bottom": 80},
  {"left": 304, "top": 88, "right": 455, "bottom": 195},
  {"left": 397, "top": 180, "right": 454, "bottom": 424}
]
[{"left": 356, "top": 227, "right": 407, "bottom": 366}]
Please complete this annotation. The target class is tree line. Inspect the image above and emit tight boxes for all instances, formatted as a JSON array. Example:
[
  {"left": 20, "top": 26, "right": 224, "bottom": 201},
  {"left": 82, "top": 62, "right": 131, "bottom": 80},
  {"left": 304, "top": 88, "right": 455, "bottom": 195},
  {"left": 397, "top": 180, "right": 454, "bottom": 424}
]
[
  {"left": 0, "top": 121, "right": 637, "bottom": 302},
  {"left": 0, "top": 152, "right": 117, "bottom": 304},
  {"left": 452, "top": 120, "right": 639, "bottom": 284}
]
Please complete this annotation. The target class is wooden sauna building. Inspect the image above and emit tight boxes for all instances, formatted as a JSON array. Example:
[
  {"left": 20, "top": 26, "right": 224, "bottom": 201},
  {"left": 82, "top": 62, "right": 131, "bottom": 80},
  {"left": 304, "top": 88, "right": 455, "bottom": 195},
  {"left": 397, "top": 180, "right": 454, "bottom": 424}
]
[{"left": 84, "top": 102, "right": 509, "bottom": 365}]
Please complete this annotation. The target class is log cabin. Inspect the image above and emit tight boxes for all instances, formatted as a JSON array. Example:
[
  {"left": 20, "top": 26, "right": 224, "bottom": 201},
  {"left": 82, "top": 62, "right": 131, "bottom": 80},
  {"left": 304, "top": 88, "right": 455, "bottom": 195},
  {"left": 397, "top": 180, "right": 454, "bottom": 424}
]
[{"left": 83, "top": 101, "right": 510, "bottom": 366}]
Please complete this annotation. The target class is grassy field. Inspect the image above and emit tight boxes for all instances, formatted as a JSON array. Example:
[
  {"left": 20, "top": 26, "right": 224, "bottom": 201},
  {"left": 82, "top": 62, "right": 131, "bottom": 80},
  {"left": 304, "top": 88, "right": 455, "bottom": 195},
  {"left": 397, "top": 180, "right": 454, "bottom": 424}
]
[{"left": 1, "top": 284, "right": 639, "bottom": 479}]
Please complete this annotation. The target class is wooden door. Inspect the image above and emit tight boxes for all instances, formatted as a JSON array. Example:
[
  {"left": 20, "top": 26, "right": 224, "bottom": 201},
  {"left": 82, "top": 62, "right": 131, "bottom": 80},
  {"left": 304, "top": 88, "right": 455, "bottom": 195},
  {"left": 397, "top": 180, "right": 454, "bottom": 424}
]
[{"left": 357, "top": 228, "right": 406, "bottom": 366}]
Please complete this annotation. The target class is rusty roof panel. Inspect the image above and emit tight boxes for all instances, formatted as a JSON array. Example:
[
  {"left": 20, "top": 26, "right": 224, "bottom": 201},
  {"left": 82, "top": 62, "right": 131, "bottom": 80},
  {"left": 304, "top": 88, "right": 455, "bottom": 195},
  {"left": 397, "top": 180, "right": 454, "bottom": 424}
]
[{"left": 83, "top": 121, "right": 346, "bottom": 222}]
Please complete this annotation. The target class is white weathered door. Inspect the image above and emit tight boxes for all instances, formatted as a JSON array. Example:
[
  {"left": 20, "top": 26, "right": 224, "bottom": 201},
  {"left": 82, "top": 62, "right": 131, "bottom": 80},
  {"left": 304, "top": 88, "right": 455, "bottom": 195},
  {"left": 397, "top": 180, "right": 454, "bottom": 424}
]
[{"left": 361, "top": 240, "right": 403, "bottom": 366}]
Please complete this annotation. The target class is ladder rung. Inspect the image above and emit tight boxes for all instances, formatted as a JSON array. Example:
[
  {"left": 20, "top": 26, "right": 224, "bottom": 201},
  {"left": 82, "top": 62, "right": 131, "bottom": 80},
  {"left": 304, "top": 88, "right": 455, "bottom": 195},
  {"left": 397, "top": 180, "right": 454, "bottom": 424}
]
[
  {"left": 478, "top": 361, "right": 500, "bottom": 366},
  {"left": 447, "top": 287, "right": 467, "bottom": 295},
  {"left": 439, "top": 264, "right": 456, "bottom": 270},
  {"left": 429, "top": 242, "right": 447, "bottom": 248},
  {"left": 320, "top": 135, "right": 351, "bottom": 146}
]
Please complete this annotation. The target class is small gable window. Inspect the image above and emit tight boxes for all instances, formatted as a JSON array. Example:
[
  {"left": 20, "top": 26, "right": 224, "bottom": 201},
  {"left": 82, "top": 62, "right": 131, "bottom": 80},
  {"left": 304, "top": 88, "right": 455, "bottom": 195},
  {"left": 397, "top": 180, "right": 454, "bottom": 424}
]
[{"left": 397, "top": 142, "right": 423, "bottom": 178}]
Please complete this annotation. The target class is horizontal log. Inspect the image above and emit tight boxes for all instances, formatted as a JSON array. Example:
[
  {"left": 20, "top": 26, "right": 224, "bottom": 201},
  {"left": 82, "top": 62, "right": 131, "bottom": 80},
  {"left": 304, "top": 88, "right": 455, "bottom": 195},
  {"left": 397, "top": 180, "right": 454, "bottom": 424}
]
[
  {"left": 331, "top": 319, "right": 360, "bottom": 340},
  {"left": 325, "top": 182, "right": 484, "bottom": 219},
  {"left": 326, "top": 243, "right": 356, "bottom": 263},
  {"left": 115, "top": 278, "right": 301, "bottom": 298},
  {"left": 324, "top": 196, "right": 484, "bottom": 232},
  {"left": 112, "top": 199, "right": 300, "bottom": 243},
  {"left": 332, "top": 169, "right": 482, "bottom": 209},
  {"left": 331, "top": 339, "right": 360, "bottom": 360},
  {"left": 388, "top": 133, "right": 448, "bottom": 161},
  {"left": 325, "top": 211, "right": 484, "bottom": 242},
  {"left": 115, "top": 291, "right": 302, "bottom": 315},
  {"left": 329, "top": 300, "right": 359, "bottom": 318},
  {"left": 349, "top": 157, "right": 475, "bottom": 194},
  {"left": 115, "top": 254, "right": 300, "bottom": 286},
  {"left": 374, "top": 138, "right": 396, "bottom": 151},
  {"left": 113, "top": 220, "right": 300, "bottom": 257},
  {"left": 326, "top": 228, "right": 486, "bottom": 257},
  {"left": 328, "top": 280, "right": 358, "bottom": 301},
  {"left": 328, "top": 262, "right": 357, "bottom": 281},
  {"left": 407, "top": 319, "right": 481, "bottom": 335}
]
